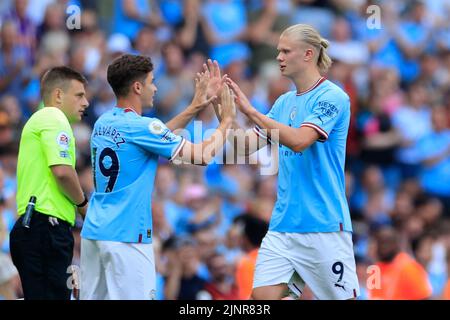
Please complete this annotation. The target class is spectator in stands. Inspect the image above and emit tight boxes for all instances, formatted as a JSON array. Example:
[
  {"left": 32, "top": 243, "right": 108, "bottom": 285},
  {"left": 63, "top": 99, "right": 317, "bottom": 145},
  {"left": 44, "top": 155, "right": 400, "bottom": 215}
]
[
  {"left": 198, "top": 252, "right": 240, "bottom": 300},
  {"left": 372, "top": 68, "right": 404, "bottom": 116},
  {"left": 0, "top": 95, "right": 24, "bottom": 132},
  {"left": 163, "top": 236, "right": 206, "bottom": 300},
  {"left": 351, "top": 165, "right": 395, "bottom": 224},
  {"left": 0, "top": 111, "right": 13, "bottom": 149},
  {"left": 364, "top": 2, "right": 402, "bottom": 73},
  {"left": 1, "top": 0, "right": 36, "bottom": 65},
  {"left": 152, "top": 200, "right": 173, "bottom": 243},
  {"left": 36, "top": 3, "right": 65, "bottom": 42},
  {"left": 291, "top": 0, "right": 336, "bottom": 39},
  {"left": 416, "top": 106, "right": 450, "bottom": 216},
  {"left": 234, "top": 214, "right": 268, "bottom": 300},
  {"left": 192, "top": 226, "right": 219, "bottom": 280},
  {"left": 328, "top": 16, "right": 369, "bottom": 68},
  {"left": 133, "top": 26, "right": 163, "bottom": 76},
  {"left": 201, "top": 0, "right": 250, "bottom": 68},
  {"left": 0, "top": 21, "right": 29, "bottom": 101},
  {"left": 153, "top": 41, "right": 194, "bottom": 122},
  {"left": 112, "top": 0, "right": 164, "bottom": 41},
  {"left": 173, "top": 0, "right": 210, "bottom": 57},
  {"left": 182, "top": 184, "right": 220, "bottom": 235},
  {"left": 390, "top": 188, "right": 416, "bottom": 229},
  {"left": 417, "top": 53, "right": 448, "bottom": 96},
  {"left": 357, "top": 92, "right": 401, "bottom": 169},
  {"left": 391, "top": 80, "right": 432, "bottom": 179},
  {"left": 246, "top": 0, "right": 290, "bottom": 73},
  {"left": 392, "top": 0, "right": 432, "bottom": 84},
  {"left": 369, "top": 226, "right": 432, "bottom": 299},
  {"left": 412, "top": 230, "right": 448, "bottom": 297}
]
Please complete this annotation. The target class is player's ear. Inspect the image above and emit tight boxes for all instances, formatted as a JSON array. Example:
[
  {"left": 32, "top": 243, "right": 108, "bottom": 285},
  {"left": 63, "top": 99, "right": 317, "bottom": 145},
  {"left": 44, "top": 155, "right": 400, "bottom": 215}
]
[
  {"left": 54, "top": 88, "right": 64, "bottom": 105},
  {"left": 304, "top": 48, "right": 314, "bottom": 62},
  {"left": 132, "top": 81, "right": 142, "bottom": 95}
]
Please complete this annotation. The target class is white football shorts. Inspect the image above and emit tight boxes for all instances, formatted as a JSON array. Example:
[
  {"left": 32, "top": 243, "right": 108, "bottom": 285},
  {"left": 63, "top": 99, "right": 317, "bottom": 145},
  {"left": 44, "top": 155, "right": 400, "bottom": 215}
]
[
  {"left": 80, "top": 238, "right": 155, "bottom": 300},
  {"left": 253, "top": 231, "right": 360, "bottom": 300}
]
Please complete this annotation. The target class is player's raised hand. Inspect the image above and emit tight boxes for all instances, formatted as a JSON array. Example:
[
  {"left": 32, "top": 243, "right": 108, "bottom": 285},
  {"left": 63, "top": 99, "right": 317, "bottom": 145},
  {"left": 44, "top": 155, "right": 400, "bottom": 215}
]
[
  {"left": 204, "top": 59, "right": 228, "bottom": 122},
  {"left": 226, "top": 78, "right": 255, "bottom": 116},
  {"left": 190, "top": 71, "right": 217, "bottom": 111},
  {"left": 218, "top": 84, "right": 236, "bottom": 122},
  {"left": 204, "top": 59, "right": 227, "bottom": 99}
]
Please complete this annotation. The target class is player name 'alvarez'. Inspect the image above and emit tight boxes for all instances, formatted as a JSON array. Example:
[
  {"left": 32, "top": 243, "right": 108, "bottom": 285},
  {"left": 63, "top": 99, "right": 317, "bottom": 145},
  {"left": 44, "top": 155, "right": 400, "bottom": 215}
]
[{"left": 93, "top": 125, "right": 126, "bottom": 148}]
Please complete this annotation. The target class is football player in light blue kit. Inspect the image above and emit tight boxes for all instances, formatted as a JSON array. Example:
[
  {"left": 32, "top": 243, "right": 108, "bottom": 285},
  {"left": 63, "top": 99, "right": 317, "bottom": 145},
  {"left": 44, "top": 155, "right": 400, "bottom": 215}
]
[
  {"left": 80, "top": 54, "right": 236, "bottom": 300},
  {"left": 216, "top": 24, "right": 360, "bottom": 300}
]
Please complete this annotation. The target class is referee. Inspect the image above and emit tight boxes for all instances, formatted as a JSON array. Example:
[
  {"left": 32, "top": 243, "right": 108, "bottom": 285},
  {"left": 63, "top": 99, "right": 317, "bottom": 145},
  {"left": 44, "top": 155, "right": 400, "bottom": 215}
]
[{"left": 9, "top": 66, "right": 89, "bottom": 300}]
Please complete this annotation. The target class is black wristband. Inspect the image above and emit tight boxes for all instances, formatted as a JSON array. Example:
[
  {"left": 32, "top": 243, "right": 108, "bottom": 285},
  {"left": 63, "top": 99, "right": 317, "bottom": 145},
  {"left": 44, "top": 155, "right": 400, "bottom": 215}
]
[{"left": 76, "top": 194, "right": 88, "bottom": 208}]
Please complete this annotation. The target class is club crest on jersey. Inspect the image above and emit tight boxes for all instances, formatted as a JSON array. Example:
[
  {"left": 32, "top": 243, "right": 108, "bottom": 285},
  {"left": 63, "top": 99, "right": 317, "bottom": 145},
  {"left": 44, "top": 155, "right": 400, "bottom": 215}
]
[
  {"left": 56, "top": 132, "right": 70, "bottom": 150},
  {"left": 149, "top": 120, "right": 165, "bottom": 135},
  {"left": 290, "top": 107, "right": 297, "bottom": 120},
  {"left": 289, "top": 107, "right": 297, "bottom": 126}
]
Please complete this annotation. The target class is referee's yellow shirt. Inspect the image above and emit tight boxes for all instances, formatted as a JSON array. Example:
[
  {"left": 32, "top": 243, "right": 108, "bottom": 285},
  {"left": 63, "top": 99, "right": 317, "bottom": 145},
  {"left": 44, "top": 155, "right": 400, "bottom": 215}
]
[{"left": 16, "top": 107, "right": 77, "bottom": 225}]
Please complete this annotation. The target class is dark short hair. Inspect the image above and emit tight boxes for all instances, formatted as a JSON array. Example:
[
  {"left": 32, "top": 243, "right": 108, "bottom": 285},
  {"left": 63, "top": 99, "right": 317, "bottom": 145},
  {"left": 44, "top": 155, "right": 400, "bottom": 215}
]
[
  {"left": 40, "top": 66, "right": 87, "bottom": 104},
  {"left": 107, "top": 54, "right": 154, "bottom": 98},
  {"left": 234, "top": 214, "right": 268, "bottom": 248}
]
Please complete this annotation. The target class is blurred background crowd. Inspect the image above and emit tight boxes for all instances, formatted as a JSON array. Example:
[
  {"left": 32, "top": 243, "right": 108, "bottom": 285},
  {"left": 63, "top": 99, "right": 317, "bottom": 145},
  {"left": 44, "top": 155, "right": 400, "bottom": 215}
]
[{"left": 0, "top": 0, "right": 450, "bottom": 300}]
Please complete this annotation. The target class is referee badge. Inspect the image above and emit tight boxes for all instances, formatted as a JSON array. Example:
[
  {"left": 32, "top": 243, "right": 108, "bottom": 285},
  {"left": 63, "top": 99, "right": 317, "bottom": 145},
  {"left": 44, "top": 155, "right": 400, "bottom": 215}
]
[
  {"left": 59, "top": 151, "right": 70, "bottom": 158},
  {"left": 56, "top": 132, "right": 70, "bottom": 150}
]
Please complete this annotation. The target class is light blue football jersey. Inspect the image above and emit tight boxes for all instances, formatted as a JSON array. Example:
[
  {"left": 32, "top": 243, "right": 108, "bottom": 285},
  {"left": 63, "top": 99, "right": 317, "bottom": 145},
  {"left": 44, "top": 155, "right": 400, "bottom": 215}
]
[
  {"left": 81, "top": 107, "right": 185, "bottom": 243},
  {"left": 254, "top": 78, "right": 352, "bottom": 233}
]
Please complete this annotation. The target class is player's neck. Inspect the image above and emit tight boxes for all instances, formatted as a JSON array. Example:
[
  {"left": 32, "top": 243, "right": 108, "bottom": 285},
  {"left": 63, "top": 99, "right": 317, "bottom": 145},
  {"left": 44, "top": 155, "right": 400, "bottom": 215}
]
[
  {"left": 292, "top": 70, "right": 323, "bottom": 94},
  {"left": 116, "top": 97, "right": 142, "bottom": 115}
]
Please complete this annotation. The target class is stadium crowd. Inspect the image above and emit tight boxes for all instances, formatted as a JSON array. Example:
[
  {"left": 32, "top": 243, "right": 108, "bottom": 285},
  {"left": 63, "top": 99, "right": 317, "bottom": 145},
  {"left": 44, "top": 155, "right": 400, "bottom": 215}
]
[{"left": 0, "top": 0, "right": 450, "bottom": 300}]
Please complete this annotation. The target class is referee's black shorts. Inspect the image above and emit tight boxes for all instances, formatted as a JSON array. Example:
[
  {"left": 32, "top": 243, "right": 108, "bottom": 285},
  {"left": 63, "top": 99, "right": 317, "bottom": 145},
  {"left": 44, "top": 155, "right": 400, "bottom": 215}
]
[{"left": 9, "top": 212, "right": 74, "bottom": 300}]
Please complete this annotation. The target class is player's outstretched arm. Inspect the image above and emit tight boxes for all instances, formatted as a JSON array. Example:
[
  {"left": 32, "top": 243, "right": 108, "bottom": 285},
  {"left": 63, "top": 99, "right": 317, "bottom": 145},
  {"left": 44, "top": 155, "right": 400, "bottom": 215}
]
[
  {"left": 165, "top": 71, "right": 216, "bottom": 131},
  {"left": 203, "top": 59, "right": 268, "bottom": 157},
  {"left": 227, "top": 78, "right": 320, "bottom": 153},
  {"left": 214, "top": 98, "right": 269, "bottom": 157},
  {"left": 174, "top": 84, "right": 235, "bottom": 166}
]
